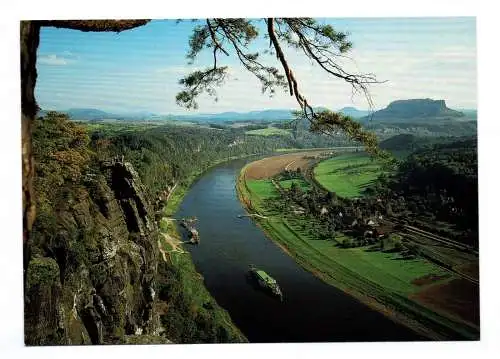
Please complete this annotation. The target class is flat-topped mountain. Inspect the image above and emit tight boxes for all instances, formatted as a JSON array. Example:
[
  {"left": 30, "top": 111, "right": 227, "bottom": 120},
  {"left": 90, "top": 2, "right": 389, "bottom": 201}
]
[{"left": 363, "top": 99, "right": 465, "bottom": 122}]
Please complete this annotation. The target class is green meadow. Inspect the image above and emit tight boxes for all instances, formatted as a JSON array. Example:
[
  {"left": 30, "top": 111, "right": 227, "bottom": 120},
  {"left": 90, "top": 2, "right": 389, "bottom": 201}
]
[
  {"left": 313, "top": 153, "right": 382, "bottom": 197},
  {"left": 245, "top": 127, "right": 291, "bottom": 137},
  {"left": 279, "top": 179, "right": 311, "bottom": 191}
]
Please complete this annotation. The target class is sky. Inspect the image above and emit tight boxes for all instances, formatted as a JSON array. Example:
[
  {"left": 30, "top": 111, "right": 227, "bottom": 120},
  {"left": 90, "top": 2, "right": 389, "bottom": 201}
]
[{"left": 35, "top": 17, "right": 477, "bottom": 114}]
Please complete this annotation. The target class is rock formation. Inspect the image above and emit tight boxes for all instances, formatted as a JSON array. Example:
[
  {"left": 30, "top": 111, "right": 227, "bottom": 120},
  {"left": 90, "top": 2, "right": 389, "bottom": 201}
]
[
  {"left": 25, "top": 158, "right": 168, "bottom": 345},
  {"left": 363, "top": 99, "right": 464, "bottom": 122}
]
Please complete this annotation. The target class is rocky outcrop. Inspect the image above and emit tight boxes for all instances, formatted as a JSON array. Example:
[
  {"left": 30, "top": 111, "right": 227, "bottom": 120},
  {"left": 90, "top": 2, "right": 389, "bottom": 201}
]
[
  {"left": 107, "top": 160, "right": 153, "bottom": 236},
  {"left": 364, "top": 99, "right": 464, "bottom": 122},
  {"left": 25, "top": 159, "right": 164, "bottom": 345}
]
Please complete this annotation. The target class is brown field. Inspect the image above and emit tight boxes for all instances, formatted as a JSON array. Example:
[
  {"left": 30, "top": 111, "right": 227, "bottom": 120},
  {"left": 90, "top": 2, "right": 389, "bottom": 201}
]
[
  {"left": 245, "top": 151, "right": 329, "bottom": 179},
  {"left": 411, "top": 273, "right": 452, "bottom": 286},
  {"left": 410, "top": 278, "right": 480, "bottom": 326},
  {"left": 454, "top": 262, "right": 479, "bottom": 280}
]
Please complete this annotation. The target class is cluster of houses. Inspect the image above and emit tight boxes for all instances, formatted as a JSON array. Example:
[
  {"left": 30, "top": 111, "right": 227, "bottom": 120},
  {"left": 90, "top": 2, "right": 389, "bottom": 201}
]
[
  {"left": 334, "top": 211, "right": 390, "bottom": 242},
  {"left": 277, "top": 169, "right": 398, "bottom": 248},
  {"left": 290, "top": 200, "right": 394, "bottom": 247}
]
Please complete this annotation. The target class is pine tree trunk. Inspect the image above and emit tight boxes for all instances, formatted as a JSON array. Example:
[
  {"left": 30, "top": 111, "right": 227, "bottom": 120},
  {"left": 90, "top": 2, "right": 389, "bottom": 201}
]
[{"left": 21, "top": 21, "right": 40, "bottom": 281}]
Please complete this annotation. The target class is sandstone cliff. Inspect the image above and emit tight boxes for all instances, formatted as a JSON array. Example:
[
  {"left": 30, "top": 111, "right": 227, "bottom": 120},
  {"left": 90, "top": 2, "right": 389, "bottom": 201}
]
[{"left": 25, "top": 158, "right": 169, "bottom": 344}]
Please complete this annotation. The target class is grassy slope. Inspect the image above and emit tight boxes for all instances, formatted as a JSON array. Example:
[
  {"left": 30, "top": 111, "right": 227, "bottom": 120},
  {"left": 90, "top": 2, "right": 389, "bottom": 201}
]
[
  {"left": 237, "top": 166, "right": 478, "bottom": 340},
  {"left": 313, "top": 153, "right": 382, "bottom": 197}
]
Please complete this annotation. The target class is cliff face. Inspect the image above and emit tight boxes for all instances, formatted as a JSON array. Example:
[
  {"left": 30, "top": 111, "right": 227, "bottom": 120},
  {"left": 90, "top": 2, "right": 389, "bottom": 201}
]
[{"left": 25, "top": 158, "right": 169, "bottom": 345}]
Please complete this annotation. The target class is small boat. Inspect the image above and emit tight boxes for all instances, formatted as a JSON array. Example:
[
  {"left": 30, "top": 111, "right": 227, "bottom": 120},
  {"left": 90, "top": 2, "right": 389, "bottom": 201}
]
[{"left": 248, "top": 265, "right": 283, "bottom": 300}]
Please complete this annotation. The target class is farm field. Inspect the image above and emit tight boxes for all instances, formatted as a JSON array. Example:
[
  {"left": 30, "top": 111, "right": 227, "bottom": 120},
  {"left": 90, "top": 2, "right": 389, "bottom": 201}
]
[
  {"left": 313, "top": 153, "right": 383, "bottom": 198},
  {"left": 274, "top": 146, "right": 362, "bottom": 153},
  {"left": 244, "top": 150, "right": 335, "bottom": 180},
  {"left": 237, "top": 154, "right": 480, "bottom": 340},
  {"left": 409, "top": 278, "right": 479, "bottom": 325},
  {"left": 245, "top": 127, "right": 291, "bottom": 137}
]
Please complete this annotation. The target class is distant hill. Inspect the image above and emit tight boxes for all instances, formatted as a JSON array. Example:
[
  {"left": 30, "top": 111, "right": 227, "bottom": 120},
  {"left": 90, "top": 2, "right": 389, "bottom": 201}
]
[
  {"left": 65, "top": 108, "right": 116, "bottom": 120},
  {"left": 380, "top": 134, "right": 433, "bottom": 151},
  {"left": 362, "top": 99, "right": 465, "bottom": 123},
  {"left": 37, "top": 108, "right": 158, "bottom": 121},
  {"left": 38, "top": 108, "right": 119, "bottom": 120},
  {"left": 177, "top": 106, "right": 374, "bottom": 122},
  {"left": 338, "top": 107, "right": 370, "bottom": 118},
  {"left": 176, "top": 109, "right": 296, "bottom": 122},
  {"left": 459, "top": 109, "right": 477, "bottom": 115},
  {"left": 37, "top": 106, "right": 370, "bottom": 122},
  {"left": 457, "top": 109, "right": 477, "bottom": 120}
]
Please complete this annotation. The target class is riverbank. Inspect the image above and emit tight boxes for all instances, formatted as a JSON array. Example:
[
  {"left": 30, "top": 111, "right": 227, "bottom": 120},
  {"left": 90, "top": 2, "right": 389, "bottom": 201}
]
[{"left": 236, "top": 158, "right": 479, "bottom": 341}]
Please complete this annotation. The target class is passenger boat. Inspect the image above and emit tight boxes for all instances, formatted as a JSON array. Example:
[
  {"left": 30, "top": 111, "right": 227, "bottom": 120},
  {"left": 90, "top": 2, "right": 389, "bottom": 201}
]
[{"left": 248, "top": 265, "right": 283, "bottom": 300}]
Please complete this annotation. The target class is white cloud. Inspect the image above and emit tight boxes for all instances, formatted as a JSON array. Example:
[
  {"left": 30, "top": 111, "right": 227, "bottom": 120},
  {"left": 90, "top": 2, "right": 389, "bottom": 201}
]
[
  {"left": 154, "top": 66, "right": 191, "bottom": 74},
  {"left": 38, "top": 54, "right": 71, "bottom": 66}
]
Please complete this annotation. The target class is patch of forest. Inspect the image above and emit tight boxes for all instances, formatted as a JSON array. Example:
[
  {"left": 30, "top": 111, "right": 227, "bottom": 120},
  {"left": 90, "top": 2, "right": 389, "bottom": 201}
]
[{"left": 378, "top": 138, "right": 478, "bottom": 247}]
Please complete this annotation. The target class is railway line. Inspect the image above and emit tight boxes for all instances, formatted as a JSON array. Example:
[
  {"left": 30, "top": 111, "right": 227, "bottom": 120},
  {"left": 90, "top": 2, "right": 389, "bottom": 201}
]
[
  {"left": 383, "top": 218, "right": 479, "bottom": 255},
  {"left": 402, "top": 232, "right": 479, "bottom": 285},
  {"left": 402, "top": 224, "right": 478, "bottom": 255},
  {"left": 377, "top": 218, "right": 479, "bottom": 284}
]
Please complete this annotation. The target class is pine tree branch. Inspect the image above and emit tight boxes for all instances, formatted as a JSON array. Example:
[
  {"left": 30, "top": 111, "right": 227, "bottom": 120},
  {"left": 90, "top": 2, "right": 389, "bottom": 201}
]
[
  {"left": 37, "top": 20, "right": 150, "bottom": 33},
  {"left": 206, "top": 19, "right": 229, "bottom": 56}
]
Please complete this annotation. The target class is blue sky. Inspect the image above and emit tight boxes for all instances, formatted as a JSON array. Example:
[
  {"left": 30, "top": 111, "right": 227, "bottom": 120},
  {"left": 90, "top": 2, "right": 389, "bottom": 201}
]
[{"left": 35, "top": 17, "right": 476, "bottom": 114}]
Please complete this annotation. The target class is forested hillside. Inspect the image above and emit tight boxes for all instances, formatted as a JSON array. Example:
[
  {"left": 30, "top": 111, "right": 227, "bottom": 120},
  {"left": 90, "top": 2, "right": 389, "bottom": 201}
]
[
  {"left": 89, "top": 123, "right": 295, "bottom": 199},
  {"left": 88, "top": 119, "right": 358, "bottom": 201}
]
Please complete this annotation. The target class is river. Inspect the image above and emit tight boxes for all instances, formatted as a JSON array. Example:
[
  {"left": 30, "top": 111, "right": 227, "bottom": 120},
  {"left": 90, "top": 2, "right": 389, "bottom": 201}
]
[{"left": 175, "top": 158, "right": 423, "bottom": 343}]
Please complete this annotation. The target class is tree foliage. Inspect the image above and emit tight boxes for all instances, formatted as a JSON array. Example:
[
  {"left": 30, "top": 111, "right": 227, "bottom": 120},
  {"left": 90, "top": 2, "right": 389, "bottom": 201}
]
[
  {"left": 175, "top": 18, "right": 383, "bottom": 155},
  {"left": 32, "top": 112, "right": 93, "bottom": 214}
]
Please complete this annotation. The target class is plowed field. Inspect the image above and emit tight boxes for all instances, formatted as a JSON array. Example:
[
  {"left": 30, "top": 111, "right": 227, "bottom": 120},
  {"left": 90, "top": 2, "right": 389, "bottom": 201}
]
[{"left": 245, "top": 151, "right": 328, "bottom": 180}]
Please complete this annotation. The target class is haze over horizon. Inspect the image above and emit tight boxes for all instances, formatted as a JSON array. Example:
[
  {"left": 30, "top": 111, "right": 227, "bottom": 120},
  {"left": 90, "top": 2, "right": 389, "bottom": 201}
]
[{"left": 35, "top": 17, "right": 477, "bottom": 115}]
